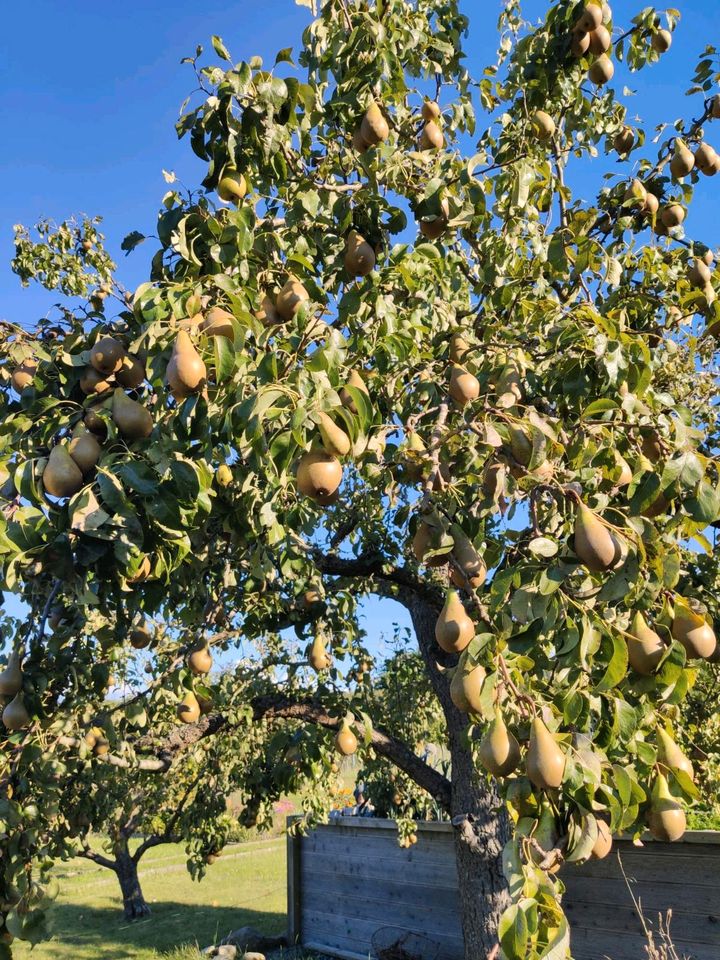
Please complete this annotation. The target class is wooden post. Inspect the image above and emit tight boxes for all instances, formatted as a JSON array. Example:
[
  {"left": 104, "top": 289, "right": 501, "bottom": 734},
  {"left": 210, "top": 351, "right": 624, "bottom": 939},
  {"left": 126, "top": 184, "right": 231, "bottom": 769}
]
[{"left": 286, "top": 815, "right": 303, "bottom": 947}]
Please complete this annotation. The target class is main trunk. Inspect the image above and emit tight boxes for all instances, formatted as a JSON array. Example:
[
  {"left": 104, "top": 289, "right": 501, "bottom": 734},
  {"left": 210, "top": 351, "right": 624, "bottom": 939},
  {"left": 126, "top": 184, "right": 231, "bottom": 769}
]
[
  {"left": 406, "top": 590, "right": 511, "bottom": 960},
  {"left": 115, "top": 844, "right": 151, "bottom": 920}
]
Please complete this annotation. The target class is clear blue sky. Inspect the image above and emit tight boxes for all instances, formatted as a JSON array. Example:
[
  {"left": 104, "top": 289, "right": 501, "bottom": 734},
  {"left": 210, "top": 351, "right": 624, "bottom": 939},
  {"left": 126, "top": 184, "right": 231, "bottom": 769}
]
[{"left": 1, "top": 0, "right": 719, "bottom": 652}]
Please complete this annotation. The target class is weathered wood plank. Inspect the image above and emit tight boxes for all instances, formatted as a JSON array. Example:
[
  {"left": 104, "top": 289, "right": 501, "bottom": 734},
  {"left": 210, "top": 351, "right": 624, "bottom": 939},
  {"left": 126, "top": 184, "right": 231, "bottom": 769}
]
[
  {"left": 565, "top": 873, "right": 720, "bottom": 915},
  {"left": 301, "top": 849, "right": 459, "bottom": 888},
  {"left": 302, "top": 909, "right": 463, "bottom": 960},
  {"left": 286, "top": 820, "right": 302, "bottom": 947},
  {"left": 302, "top": 885, "right": 463, "bottom": 932}
]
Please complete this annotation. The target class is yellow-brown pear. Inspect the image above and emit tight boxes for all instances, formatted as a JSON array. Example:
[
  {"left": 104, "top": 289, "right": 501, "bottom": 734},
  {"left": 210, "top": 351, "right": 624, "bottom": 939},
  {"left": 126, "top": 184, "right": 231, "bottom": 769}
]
[
  {"left": 90, "top": 337, "right": 125, "bottom": 375},
  {"left": 177, "top": 691, "right": 201, "bottom": 724},
  {"left": 129, "top": 623, "right": 153, "bottom": 649},
  {"left": 339, "top": 370, "right": 369, "bottom": 413},
  {"left": 421, "top": 100, "right": 441, "bottom": 121},
  {"left": 2, "top": 692, "right": 30, "bottom": 731},
  {"left": 0, "top": 652, "right": 23, "bottom": 697},
  {"left": 592, "top": 820, "right": 613, "bottom": 860},
  {"left": 43, "top": 444, "right": 84, "bottom": 499},
  {"left": 68, "top": 431, "right": 102, "bottom": 475},
  {"left": 276, "top": 278, "right": 310, "bottom": 322},
  {"left": 648, "top": 773, "right": 685, "bottom": 842},
  {"left": 217, "top": 169, "right": 247, "bottom": 203},
  {"left": 671, "top": 601, "right": 717, "bottom": 659},
  {"left": 297, "top": 451, "right": 343, "bottom": 501},
  {"left": 201, "top": 307, "right": 235, "bottom": 339},
  {"left": 656, "top": 728, "right": 694, "bottom": 782},
  {"left": 11, "top": 359, "right": 37, "bottom": 392},
  {"left": 344, "top": 232, "right": 375, "bottom": 277},
  {"left": 460, "top": 661, "right": 487, "bottom": 715},
  {"left": 670, "top": 139, "right": 695, "bottom": 179},
  {"left": 526, "top": 717, "right": 565, "bottom": 790},
  {"left": 188, "top": 645, "right": 213, "bottom": 676},
  {"left": 112, "top": 389, "right": 153, "bottom": 440},
  {"left": 627, "top": 611, "right": 665, "bottom": 675},
  {"left": 588, "top": 54, "right": 614, "bottom": 85},
  {"left": 449, "top": 365, "right": 480, "bottom": 406},
  {"left": 317, "top": 412, "right": 351, "bottom": 458},
  {"left": 576, "top": 3, "right": 603, "bottom": 31},
  {"left": 255, "top": 295, "right": 283, "bottom": 326},
  {"left": 478, "top": 707, "right": 521, "bottom": 777},
  {"left": 335, "top": 720, "right": 358, "bottom": 756},
  {"left": 116, "top": 354, "right": 146, "bottom": 389},
  {"left": 573, "top": 501, "right": 618, "bottom": 571},
  {"left": 360, "top": 101, "right": 389, "bottom": 146},
  {"left": 167, "top": 330, "right": 206, "bottom": 395},
  {"left": 449, "top": 524, "right": 486, "bottom": 589},
  {"left": 651, "top": 29, "right": 672, "bottom": 53},
  {"left": 435, "top": 589, "right": 474, "bottom": 654},
  {"left": 530, "top": 110, "right": 555, "bottom": 142},
  {"left": 419, "top": 120, "right": 444, "bottom": 151},
  {"left": 308, "top": 633, "right": 331, "bottom": 672}
]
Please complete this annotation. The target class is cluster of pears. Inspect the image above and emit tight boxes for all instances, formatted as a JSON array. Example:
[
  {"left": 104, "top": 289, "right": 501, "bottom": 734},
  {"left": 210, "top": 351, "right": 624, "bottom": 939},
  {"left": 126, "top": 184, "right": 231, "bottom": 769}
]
[
  {"left": 625, "top": 598, "right": 718, "bottom": 679},
  {"left": 669, "top": 136, "right": 720, "bottom": 180},
  {"left": 0, "top": 651, "right": 30, "bottom": 732},
  {"left": 687, "top": 251, "right": 717, "bottom": 307},
  {"left": 646, "top": 727, "right": 694, "bottom": 842},
  {"left": 569, "top": 3, "right": 615, "bottom": 86},
  {"left": 418, "top": 99, "right": 444, "bottom": 151},
  {"left": 175, "top": 643, "right": 214, "bottom": 724},
  {"left": 308, "top": 625, "right": 332, "bottom": 672},
  {"left": 255, "top": 277, "right": 310, "bottom": 326},
  {"left": 352, "top": 99, "right": 390, "bottom": 152}
]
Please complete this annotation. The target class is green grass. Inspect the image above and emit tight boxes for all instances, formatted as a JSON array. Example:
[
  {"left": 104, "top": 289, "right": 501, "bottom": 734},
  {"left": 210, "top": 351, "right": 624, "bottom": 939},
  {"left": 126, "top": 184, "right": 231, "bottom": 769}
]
[{"left": 12, "top": 837, "right": 288, "bottom": 960}]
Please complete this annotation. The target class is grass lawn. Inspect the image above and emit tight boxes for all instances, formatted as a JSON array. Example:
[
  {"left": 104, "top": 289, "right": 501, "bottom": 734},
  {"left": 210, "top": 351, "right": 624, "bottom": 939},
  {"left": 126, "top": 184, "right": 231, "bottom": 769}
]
[{"left": 12, "top": 836, "right": 288, "bottom": 960}]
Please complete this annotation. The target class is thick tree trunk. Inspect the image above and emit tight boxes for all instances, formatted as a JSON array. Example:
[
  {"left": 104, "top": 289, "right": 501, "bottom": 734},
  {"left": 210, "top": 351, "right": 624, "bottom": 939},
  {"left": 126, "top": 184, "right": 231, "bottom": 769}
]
[
  {"left": 115, "top": 844, "right": 151, "bottom": 920},
  {"left": 406, "top": 590, "right": 511, "bottom": 960}
]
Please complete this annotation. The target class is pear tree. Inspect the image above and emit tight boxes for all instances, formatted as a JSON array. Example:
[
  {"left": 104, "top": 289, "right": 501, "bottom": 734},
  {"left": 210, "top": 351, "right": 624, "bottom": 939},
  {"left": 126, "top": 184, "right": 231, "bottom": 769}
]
[{"left": 2, "top": 1, "right": 720, "bottom": 958}]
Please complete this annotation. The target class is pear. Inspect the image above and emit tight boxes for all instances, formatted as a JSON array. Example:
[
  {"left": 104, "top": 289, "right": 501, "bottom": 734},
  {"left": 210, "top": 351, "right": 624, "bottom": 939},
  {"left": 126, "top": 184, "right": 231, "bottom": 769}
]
[
  {"left": 351, "top": 126, "right": 369, "bottom": 152},
  {"left": 576, "top": 3, "right": 603, "bottom": 31},
  {"left": 613, "top": 126, "right": 635, "bottom": 155},
  {"left": 129, "top": 623, "right": 153, "bottom": 650},
  {"left": 0, "top": 653, "right": 23, "bottom": 697},
  {"left": 656, "top": 728, "right": 694, "bottom": 782},
  {"left": 344, "top": 232, "right": 375, "bottom": 277},
  {"left": 335, "top": 720, "right": 358, "bottom": 756},
  {"left": 651, "top": 29, "right": 672, "bottom": 53},
  {"left": 339, "top": 370, "right": 369, "bottom": 413},
  {"left": 317, "top": 412, "right": 351, "bottom": 458},
  {"left": 449, "top": 524, "right": 486, "bottom": 588},
  {"left": 588, "top": 25, "right": 611, "bottom": 54},
  {"left": 276, "top": 278, "right": 310, "bottom": 322},
  {"left": 11, "top": 359, "right": 37, "bottom": 392},
  {"left": 419, "top": 121, "right": 444, "bottom": 151},
  {"left": 2, "top": 692, "right": 30, "bottom": 731},
  {"left": 508, "top": 426, "right": 532, "bottom": 468},
  {"left": 460, "top": 662, "right": 487, "bottom": 714},
  {"left": 188, "top": 645, "right": 213, "bottom": 675},
  {"left": 627, "top": 611, "right": 665, "bottom": 675},
  {"left": 449, "top": 332, "right": 469, "bottom": 363},
  {"left": 670, "top": 139, "right": 695, "bottom": 179},
  {"left": 592, "top": 820, "right": 613, "bottom": 860},
  {"left": 360, "top": 101, "right": 389, "bottom": 146},
  {"left": 79, "top": 365, "right": 112, "bottom": 395},
  {"left": 308, "top": 633, "right": 331, "bottom": 672},
  {"left": 530, "top": 110, "right": 555, "bottom": 142},
  {"left": 255, "top": 295, "right": 283, "bottom": 326},
  {"left": 624, "top": 178, "right": 647, "bottom": 207},
  {"left": 449, "top": 365, "right": 480, "bottom": 406},
  {"left": 571, "top": 29, "right": 591, "bottom": 57},
  {"left": 43, "top": 444, "right": 84, "bottom": 499},
  {"left": 695, "top": 142, "right": 719, "bottom": 175},
  {"left": 688, "top": 257, "right": 712, "bottom": 288},
  {"left": 449, "top": 662, "right": 471, "bottom": 712},
  {"left": 127, "top": 555, "right": 152, "bottom": 584},
  {"left": 671, "top": 601, "right": 717, "bottom": 659},
  {"left": 201, "top": 306, "right": 235, "bottom": 339},
  {"left": 167, "top": 330, "right": 206, "bottom": 395},
  {"left": 661, "top": 204, "right": 685, "bottom": 229},
  {"left": 412, "top": 520, "right": 451, "bottom": 567},
  {"left": 68, "top": 431, "right": 101, "bottom": 475},
  {"left": 177, "top": 691, "right": 201, "bottom": 724},
  {"left": 643, "top": 192, "right": 660, "bottom": 218},
  {"left": 712, "top": 94, "right": 720, "bottom": 120},
  {"left": 297, "top": 451, "right": 343, "bottom": 501},
  {"left": 435, "top": 589, "right": 474, "bottom": 654},
  {"left": 112, "top": 389, "right": 153, "bottom": 440},
  {"left": 421, "top": 100, "right": 441, "bottom": 121},
  {"left": 216, "top": 464, "right": 233, "bottom": 487},
  {"left": 573, "top": 501, "right": 618, "bottom": 571},
  {"left": 116, "top": 354, "right": 146, "bottom": 389},
  {"left": 588, "top": 54, "right": 614, "bottom": 85},
  {"left": 90, "top": 337, "right": 125, "bottom": 375},
  {"left": 648, "top": 773, "right": 685, "bottom": 842},
  {"left": 217, "top": 169, "right": 247, "bottom": 203},
  {"left": 614, "top": 451, "right": 633, "bottom": 487},
  {"left": 478, "top": 707, "right": 521, "bottom": 777},
  {"left": 526, "top": 717, "right": 565, "bottom": 790},
  {"left": 419, "top": 207, "right": 449, "bottom": 240}
]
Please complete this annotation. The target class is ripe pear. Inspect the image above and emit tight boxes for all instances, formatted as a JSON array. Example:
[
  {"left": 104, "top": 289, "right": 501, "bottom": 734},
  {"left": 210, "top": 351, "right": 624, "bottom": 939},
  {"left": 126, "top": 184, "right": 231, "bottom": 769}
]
[
  {"left": 79, "top": 365, "right": 112, "bottom": 396},
  {"left": 43, "top": 444, "right": 84, "bottom": 499},
  {"left": 670, "top": 139, "right": 695, "bottom": 179},
  {"left": 351, "top": 126, "right": 369, "bottom": 152},
  {"left": 478, "top": 707, "right": 521, "bottom": 777},
  {"left": 656, "top": 728, "right": 694, "bottom": 782},
  {"left": 571, "top": 30, "right": 591, "bottom": 57},
  {"left": 526, "top": 717, "right": 565, "bottom": 790},
  {"left": 167, "top": 330, "right": 206, "bottom": 395},
  {"left": 188, "top": 645, "right": 213, "bottom": 675},
  {"left": 2, "top": 692, "right": 30, "bottom": 731},
  {"left": 419, "top": 120, "right": 444, "bottom": 151},
  {"left": 201, "top": 306, "right": 235, "bottom": 339},
  {"left": 576, "top": 3, "right": 603, "bottom": 31},
  {"left": 177, "top": 691, "right": 201, "bottom": 724},
  {"left": 695, "top": 142, "right": 719, "bottom": 175},
  {"left": 643, "top": 191, "right": 660, "bottom": 218},
  {"left": 449, "top": 365, "right": 480, "bottom": 406},
  {"left": 648, "top": 773, "right": 685, "bottom": 842},
  {"left": 592, "top": 820, "right": 613, "bottom": 860},
  {"left": 573, "top": 501, "right": 619, "bottom": 571},
  {"left": 112, "top": 389, "right": 153, "bottom": 439},
  {"left": 422, "top": 100, "right": 441, "bottom": 121},
  {"left": 317, "top": 412, "right": 351, "bottom": 458},
  {"left": 627, "top": 611, "right": 665, "bottom": 675},
  {"left": 116, "top": 354, "right": 146, "bottom": 389},
  {"left": 297, "top": 451, "right": 343, "bottom": 501},
  {"left": 255, "top": 295, "right": 283, "bottom": 326},
  {"left": 651, "top": 29, "right": 672, "bottom": 53},
  {"left": 335, "top": 720, "right": 358, "bottom": 756},
  {"left": 68, "top": 431, "right": 101, "bottom": 475},
  {"left": 449, "top": 332, "right": 469, "bottom": 363},
  {"left": 217, "top": 169, "right": 247, "bottom": 203},
  {"left": 419, "top": 197, "right": 450, "bottom": 240},
  {"left": 308, "top": 633, "right": 331, "bottom": 672},
  {"left": 661, "top": 204, "right": 685, "bottom": 228},
  {"left": 531, "top": 111, "right": 555, "bottom": 142},
  {"left": 360, "top": 101, "right": 389, "bottom": 146},
  {"left": 435, "top": 589, "right": 474, "bottom": 654},
  {"left": 129, "top": 623, "right": 153, "bottom": 650},
  {"left": 344, "top": 232, "right": 375, "bottom": 277},
  {"left": 460, "top": 662, "right": 487, "bottom": 714},
  {"left": 276, "top": 278, "right": 309, "bottom": 322},
  {"left": 11, "top": 359, "right": 37, "bottom": 392},
  {"left": 339, "top": 370, "right": 369, "bottom": 413},
  {"left": 588, "top": 25, "right": 611, "bottom": 54},
  {"left": 613, "top": 126, "right": 635, "bottom": 155},
  {"left": 671, "top": 601, "right": 717, "bottom": 659},
  {"left": 216, "top": 464, "right": 233, "bottom": 487},
  {"left": 90, "top": 337, "right": 125, "bottom": 375},
  {"left": 449, "top": 662, "right": 471, "bottom": 712},
  {"left": 412, "top": 519, "right": 451, "bottom": 567},
  {"left": 688, "top": 257, "right": 712, "bottom": 288},
  {"left": 614, "top": 451, "right": 633, "bottom": 487},
  {"left": 588, "top": 54, "right": 614, "bottom": 85},
  {"left": 449, "top": 524, "right": 486, "bottom": 588},
  {"left": 0, "top": 653, "right": 23, "bottom": 697}
]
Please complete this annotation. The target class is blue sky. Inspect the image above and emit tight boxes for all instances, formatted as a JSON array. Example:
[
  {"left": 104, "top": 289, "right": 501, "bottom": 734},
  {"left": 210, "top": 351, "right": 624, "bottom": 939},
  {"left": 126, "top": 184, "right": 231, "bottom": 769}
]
[{"left": 1, "top": 0, "right": 719, "bottom": 653}]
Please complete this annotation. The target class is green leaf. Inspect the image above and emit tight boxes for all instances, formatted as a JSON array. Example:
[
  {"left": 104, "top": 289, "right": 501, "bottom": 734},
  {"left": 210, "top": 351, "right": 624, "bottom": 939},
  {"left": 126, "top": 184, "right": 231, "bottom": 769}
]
[
  {"left": 211, "top": 35, "right": 231, "bottom": 61},
  {"left": 594, "top": 631, "right": 628, "bottom": 692}
]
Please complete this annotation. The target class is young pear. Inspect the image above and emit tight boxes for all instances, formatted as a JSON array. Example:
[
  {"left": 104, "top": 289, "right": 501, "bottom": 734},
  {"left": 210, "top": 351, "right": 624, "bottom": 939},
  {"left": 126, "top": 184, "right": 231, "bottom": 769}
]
[
  {"left": 460, "top": 661, "right": 487, "bottom": 714},
  {"left": 2, "top": 692, "right": 31, "bottom": 731},
  {"left": 421, "top": 100, "right": 441, "bottom": 121},
  {"left": 317, "top": 412, "right": 351, "bottom": 458},
  {"left": 613, "top": 126, "right": 635, "bottom": 155},
  {"left": 448, "top": 364, "right": 480, "bottom": 406},
  {"left": 449, "top": 524, "right": 486, "bottom": 589},
  {"left": 217, "top": 169, "right": 247, "bottom": 203},
  {"left": 671, "top": 601, "right": 717, "bottom": 659},
  {"left": 335, "top": 720, "right": 358, "bottom": 756},
  {"left": 478, "top": 707, "right": 521, "bottom": 777},
  {"left": 651, "top": 29, "right": 672, "bottom": 53},
  {"left": 435, "top": 589, "right": 474, "bottom": 654},
  {"left": 308, "top": 633, "right": 331, "bottom": 672},
  {"left": 296, "top": 451, "right": 343, "bottom": 501},
  {"left": 343, "top": 232, "right": 375, "bottom": 277},
  {"left": 526, "top": 717, "right": 565, "bottom": 790},
  {"left": 627, "top": 611, "right": 665, "bottom": 675},
  {"left": 339, "top": 370, "right": 369, "bottom": 413},
  {"left": 449, "top": 662, "right": 471, "bottom": 712},
  {"left": 68, "top": 430, "right": 102, "bottom": 475},
  {"left": 177, "top": 691, "right": 201, "bottom": 724},
  {"left": 648, "top": 773, "right": 685, "bottom": 842},
  {"left": 687, "top": 257, "right": 713, "bottom": 289},
  {"left": 573, "top": 501, "right": 619, "bottom": 572},
  {"left": 419, "top": 121, "right": 444, "bottom": 151},
  {"left": 188, "top": 645, "right": 213, "bottom": 676},
  {"left": 43, "top": 444, "right": 84, "bottom": 499},
  {"left": 656, "top": 728, "right": 694, "bottom": 782},
  {"left": 167, "top": 330, "right": 206, "bottom": 395},
  {"left": 112, "top": 389, "right": 153, "bottom": 439},
  {"left": 90, "top": 336, "right": 125, "bottom": 375},
  {"left": 0, "top": 652, "right": 23, "bottom": 697},
  {"left": 276, "top": 278, "right": 310, "bottom": 322},
  {"left": 661, "top": 204, "right": 685, "bottom": 228},
  {"left": 695, "top": 142, "right": 719, "bottom": 175},
  {"left": 360, "top": 101, "right": 389, "bottom": 146},
  {"left": 592, "top": 820, "right": 613, "bottom": 860},
  {"left": 449, "top": 332, "right": 470, "bottom": 363},
  {"left": 571, "top": 30, "right": 591, "bottom": 57},
  {"left": 419, "top": 202, "right": 449, "bottom": 240}
]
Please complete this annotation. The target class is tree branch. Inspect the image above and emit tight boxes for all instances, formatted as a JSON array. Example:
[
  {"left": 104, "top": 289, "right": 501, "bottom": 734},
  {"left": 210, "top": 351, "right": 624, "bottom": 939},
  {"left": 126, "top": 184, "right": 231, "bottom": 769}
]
[{"left": 78, "top": 843, "right": 118, "bottom": 872}]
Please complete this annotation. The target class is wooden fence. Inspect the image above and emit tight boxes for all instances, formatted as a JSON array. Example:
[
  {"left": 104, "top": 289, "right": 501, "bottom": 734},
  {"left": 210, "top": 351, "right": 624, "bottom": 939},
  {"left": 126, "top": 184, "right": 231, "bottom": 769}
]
[{"left": 286, "top": 818, "right": 720, "bottom": 960}]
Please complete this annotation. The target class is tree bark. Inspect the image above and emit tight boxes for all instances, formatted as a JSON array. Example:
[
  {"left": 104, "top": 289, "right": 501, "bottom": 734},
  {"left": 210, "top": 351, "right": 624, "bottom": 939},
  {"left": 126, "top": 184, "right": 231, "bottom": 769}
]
[
  {"left": 405, "top": 590, "right": 511, "bottom": 960},
  {"left": 115, "top": 843, "right": 151, "bottom": 920}
]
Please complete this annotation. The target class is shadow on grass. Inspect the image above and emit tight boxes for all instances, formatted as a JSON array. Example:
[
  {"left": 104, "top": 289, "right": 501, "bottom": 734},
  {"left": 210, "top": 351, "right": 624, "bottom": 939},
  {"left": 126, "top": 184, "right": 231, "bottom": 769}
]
[{"left": 45, "top": 902, "right": 285, "bottom": 957}]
